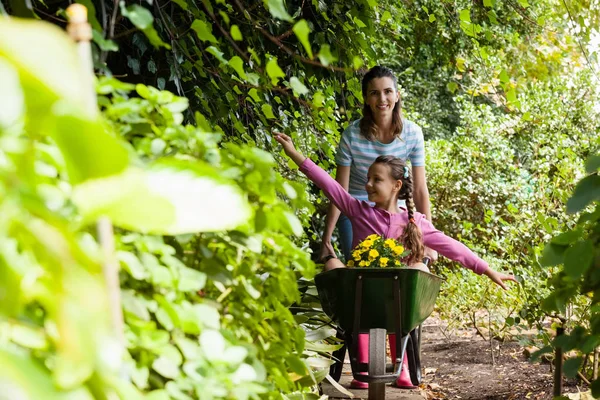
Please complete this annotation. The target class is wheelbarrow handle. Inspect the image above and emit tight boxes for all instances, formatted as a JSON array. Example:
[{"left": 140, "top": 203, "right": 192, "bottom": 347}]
[{"left": 422, "top": 257, "right": 431, "bottom": 267}]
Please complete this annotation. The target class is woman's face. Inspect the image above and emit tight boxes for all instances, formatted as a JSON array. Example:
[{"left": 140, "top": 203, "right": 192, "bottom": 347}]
[{"left": 364, "top": 77, "right": 399, "bottom": 119}]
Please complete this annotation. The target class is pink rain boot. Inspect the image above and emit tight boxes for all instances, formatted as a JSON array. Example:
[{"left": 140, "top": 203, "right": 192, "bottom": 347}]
[
  {"left": 350, "top": 333, "right": 369, "bottom": 389},
  {"left": 389, "top": 334, "right": 416, "bottom": 389}
]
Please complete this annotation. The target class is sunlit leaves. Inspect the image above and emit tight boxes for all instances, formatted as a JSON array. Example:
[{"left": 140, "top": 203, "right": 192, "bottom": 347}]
[
  {"left": 230, "top": 25, "right": 243, "bottom": 41},
  {"left": 563, "top": 240, "right": 594, "bottom": 279},
  {"left": 0, "top": 17, "right": 87, "bottom": 111},
  {"left": 292, "top": 20, "right": 312, "bottom": 59},
  {"left": 263, "top": 0, "right": 293, "bottom": 22},
  {"left": 317, "top": 44, "right": 337, "bottom": 66},
  {"left": 49, "top": 109, "right": 129, "bottom": 184},
  {"left": 73, "top": 161, "right": 251, "bottom": 234},
  {"left": 266, "top": 57, "right": 286, "bottom": 85},
  {"left": 229, "top": 56, "right": 247, "bottom": 79},
  {"left": 191, "top": 19, "right": 218, "bottom": 44},
  {"left": 289, "top": 77, "right": 309, "bottom": 95},
  {"left": 0, "top": 57, "right": 24, "bottom": 132}
]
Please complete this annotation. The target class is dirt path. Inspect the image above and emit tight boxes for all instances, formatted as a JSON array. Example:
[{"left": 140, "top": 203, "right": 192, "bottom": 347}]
[
  {"left": 321, "top": 316, "right": 588, "bottom": 400},
  {"left": 420, "top": 317, "right": 587, "bottom": 399}
]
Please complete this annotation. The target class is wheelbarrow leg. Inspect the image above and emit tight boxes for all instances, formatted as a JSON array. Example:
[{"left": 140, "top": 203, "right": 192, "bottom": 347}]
[
  {"left": 368, "top": 328, "right": 386, "bottom": 400},
  {"left": 329, "top": 326, "right": 346, "bottom": 382},
  {"left": 407, "top": 326, "right": 422, "bottom": 385}
]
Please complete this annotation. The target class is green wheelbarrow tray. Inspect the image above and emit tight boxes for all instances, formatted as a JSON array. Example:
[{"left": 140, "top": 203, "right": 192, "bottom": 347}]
[
  {"left": 315, "top": 268, "right": 443, "bottom": 335},
  {"left": 314, "top": 268, "right": 443, "bottom": 389}
]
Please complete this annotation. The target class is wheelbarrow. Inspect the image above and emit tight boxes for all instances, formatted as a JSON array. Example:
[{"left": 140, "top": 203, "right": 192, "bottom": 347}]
[{"left": 314, "top": 267, "right": 443, "bottom": 399}]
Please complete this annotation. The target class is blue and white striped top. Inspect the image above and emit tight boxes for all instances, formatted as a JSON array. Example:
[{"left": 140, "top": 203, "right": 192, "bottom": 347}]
[{"left": 335, "top": 119, "right": 425, "bottom": 202}]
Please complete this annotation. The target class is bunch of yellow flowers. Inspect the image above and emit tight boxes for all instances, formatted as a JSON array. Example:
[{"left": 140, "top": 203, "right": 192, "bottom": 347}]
[{"left": 347, "top": 234, "right": 409, "bottom": 268}]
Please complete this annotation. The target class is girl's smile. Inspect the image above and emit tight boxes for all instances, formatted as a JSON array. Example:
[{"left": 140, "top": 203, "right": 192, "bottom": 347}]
[{"left": 366, "top": 163, "right": 402, "bottom": 211}]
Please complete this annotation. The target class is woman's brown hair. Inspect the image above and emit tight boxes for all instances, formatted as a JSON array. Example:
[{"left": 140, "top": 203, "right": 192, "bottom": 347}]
[
  {"left": 359, "top": 66, "right": 403, "bottom": 141},
  {"left": 373, "top": 155, "right": 424, "bottom": 265}
]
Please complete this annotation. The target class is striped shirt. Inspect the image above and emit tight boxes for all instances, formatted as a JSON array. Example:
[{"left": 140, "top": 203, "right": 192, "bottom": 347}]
[{"left": 335, "top": 119, "right": 425, "bottom": 201}]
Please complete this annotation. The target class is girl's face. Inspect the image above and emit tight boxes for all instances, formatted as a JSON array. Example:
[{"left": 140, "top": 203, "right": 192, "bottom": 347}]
[
  {"left": 365, "top": 163, "right": 402, "bottom": 204},
  {"left": 364, "top": 77, "right": 400, "bottom": 119}
]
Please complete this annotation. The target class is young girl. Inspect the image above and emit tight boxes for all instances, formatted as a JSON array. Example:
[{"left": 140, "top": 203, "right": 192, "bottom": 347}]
[
  {"left": 273, "top": 132, "right": 517, "bottom": 389},
  {"left": 320, "top": 66, "right": 436, "bottom": 265}
]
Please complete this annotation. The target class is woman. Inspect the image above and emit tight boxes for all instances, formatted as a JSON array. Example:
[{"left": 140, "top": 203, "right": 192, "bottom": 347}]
[{"left": 320, "top": 66, "right": 437, "bottom": 265}]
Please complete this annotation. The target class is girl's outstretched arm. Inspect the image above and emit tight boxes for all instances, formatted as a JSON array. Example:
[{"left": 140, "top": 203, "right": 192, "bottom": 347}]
[
  {"left": 274, "top": 133, "right": 307, "bottom": 166},
  {"left": 419, "top": 217, "right": 517, "bottom": 290},
  {"left": 273, "top": 133, "right": 361, "bottom": 218}
]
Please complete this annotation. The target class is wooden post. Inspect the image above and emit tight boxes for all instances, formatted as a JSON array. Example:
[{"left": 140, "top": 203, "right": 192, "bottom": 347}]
[
  {"left": 65, "top": 4, "right": 126, "bottom": 366},
  {"left": 553, "top": 326, "right": 564, "bottom": 397}
]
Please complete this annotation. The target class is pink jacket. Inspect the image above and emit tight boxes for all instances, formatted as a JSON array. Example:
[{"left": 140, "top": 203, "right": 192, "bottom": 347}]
[{"left": 299, "top": 158, "right": 489, "bottom": 275}]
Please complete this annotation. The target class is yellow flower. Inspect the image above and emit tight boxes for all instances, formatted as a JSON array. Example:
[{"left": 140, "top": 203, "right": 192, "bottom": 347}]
[
  {"left": 384, "top": 239, "right": 396, "bottom": 248},
  {"left": 367, "top": 234, "right": 379, "bottom": 241},
  {"left": 368, "top": 249, "right": 379, "bottom": 260},
  {"left": 359, "top": 260, "right": 367, "bottom": 267},
  {"left": 380, "top": 257, "right": 389, "bottom": 267},
  {"left": 392, "top": 245, "right": 404, "bottom": 256},
  {"left": 395, "top": 260, "right": 401, "bottom": 266},
  {"left": 365, "top": 260, "right": 371, "bottom": 267},
  {"left": 352, "top": 250, "right": 362, "bottom": 261},
  {"left": 361, "top": 239, "right": 374, "bottom": 248},
  {"left": 347, "top": 260, "right": 355, "bottom": 267}
]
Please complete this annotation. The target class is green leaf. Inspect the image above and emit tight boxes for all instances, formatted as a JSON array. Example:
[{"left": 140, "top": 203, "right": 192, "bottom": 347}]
[
  {"left": 506, "top": 88, "right": 517, "bottom": 103},
  {"left": 0, "top": 18, "right": 88, "bottom": 110},
  {"left": 191, "top": 19, "right": 218, "bottom": 44},
  {"left": 317, "top": 44, "right": 337, "bottom": 67},
  {"left": 230, "top": 25, "right": 243, "bottom": 41},
  {"left": 292, "top": 20, "right": 313, "bottom": 59},
  {"left": 459, "top": 9, "right": 471, "bottom": 22},
  {"left": 0, "top": 349, "right": 95, "bottom": 399},
  {"left": 266, "top": 57, "right": 286, "bottom": 85},
  {"left": 286, "top": 355, "right": 306, "bottom": 375},
  {"left": 517, "top": 0, "right": 529, "bottom": 7},
  {"left": 229, "top": 56, "right": 247, "bottom": 80},
  {"left": 10, "top": 324, "right": 48, "bottom": 350},
  {"left": 551, "top": 229, "right": 582, "bottom": 246},
  {"left": 178, "top": 267, "right": 207, "bottom": 292},
  {"left": 248, "top": 88, "right": 261, "bottom": 102},
  {"left": 92, "top": 30, "right": 118, "bottom": 52},
  {"left": 540, "top": 243, "right": 566, "bottom": 266},
  {"left": 563, "top": 357, "right": 583, "bottom": 378},
  {"left": 483, "top": 0, "right": 493, "bottom": 6},
  {"left": 0, "top": 57, "right": 24, "bottom": 131},
  {"left": 206, "top": 46, "right": 227, "bottom": 64},
  {"left": 381, "top": 11, "right": 392, "bottom": 23},
  {"left": 429, "top": 14, "right": 436, "bottom": 22},
  {"left": 592, "top": 376, "right": 600, "bottom": 398},
  {"left": 567, "top": 174, "right": 600, "bottom": 214},
  {"left": 283, "top": 211, "right": 303, "bottom": 236},
  {"left": 586, "top": 154, "right": 600, "bottom": 173},
  {"left": 120, "top": 2, "right": 170, "bottom": 49},
  {"left": 261, "top": 104, "right": 276, "bottom": 119},
  {"left": 564, "top": 240, "right": 594, "bottom": 279},
  {"left": 499, "top": 69, "right": 510, "bottom": 84},
  {"left": 50, "top": 109, "right": 129, "bottom": 184},
  {"left": 289, "top": 77, "right": 309, "bottom": 95},
  {"left": 264, "top": 0, "right": 293, "bottom": 22},
  {"left": 73, "top": 160, "right": 251, "bottom": 235},
  {"left": 152, "top": 356, "right": 180, "bottom": 379},
  {"left": 446, "top": 81, "right": 458, "bottom": 93}
]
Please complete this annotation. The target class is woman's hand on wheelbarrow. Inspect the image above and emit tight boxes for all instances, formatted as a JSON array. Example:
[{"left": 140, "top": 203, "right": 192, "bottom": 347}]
[
  {"left": 273, "top": 132, "right": 306, "bottom": 166},
  {"left": 483, "top": 268, "right": 518, "bottom": 290}
]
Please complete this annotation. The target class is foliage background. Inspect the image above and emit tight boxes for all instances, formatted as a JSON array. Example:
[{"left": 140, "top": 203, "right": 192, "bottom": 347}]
[{"left": 1, "top": 0, "right": 600, "bottom": 397}]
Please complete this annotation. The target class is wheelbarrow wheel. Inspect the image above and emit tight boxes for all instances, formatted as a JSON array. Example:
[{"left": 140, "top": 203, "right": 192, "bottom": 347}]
[
  {"left": 406, "top": 326, "right": 422, "bottom": 385},
  {"left": 329, "top": 327, "right": 345, "bottom": 382},
  {"left": 368, "top": 328, "right": 387, "bottom": 400}
]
